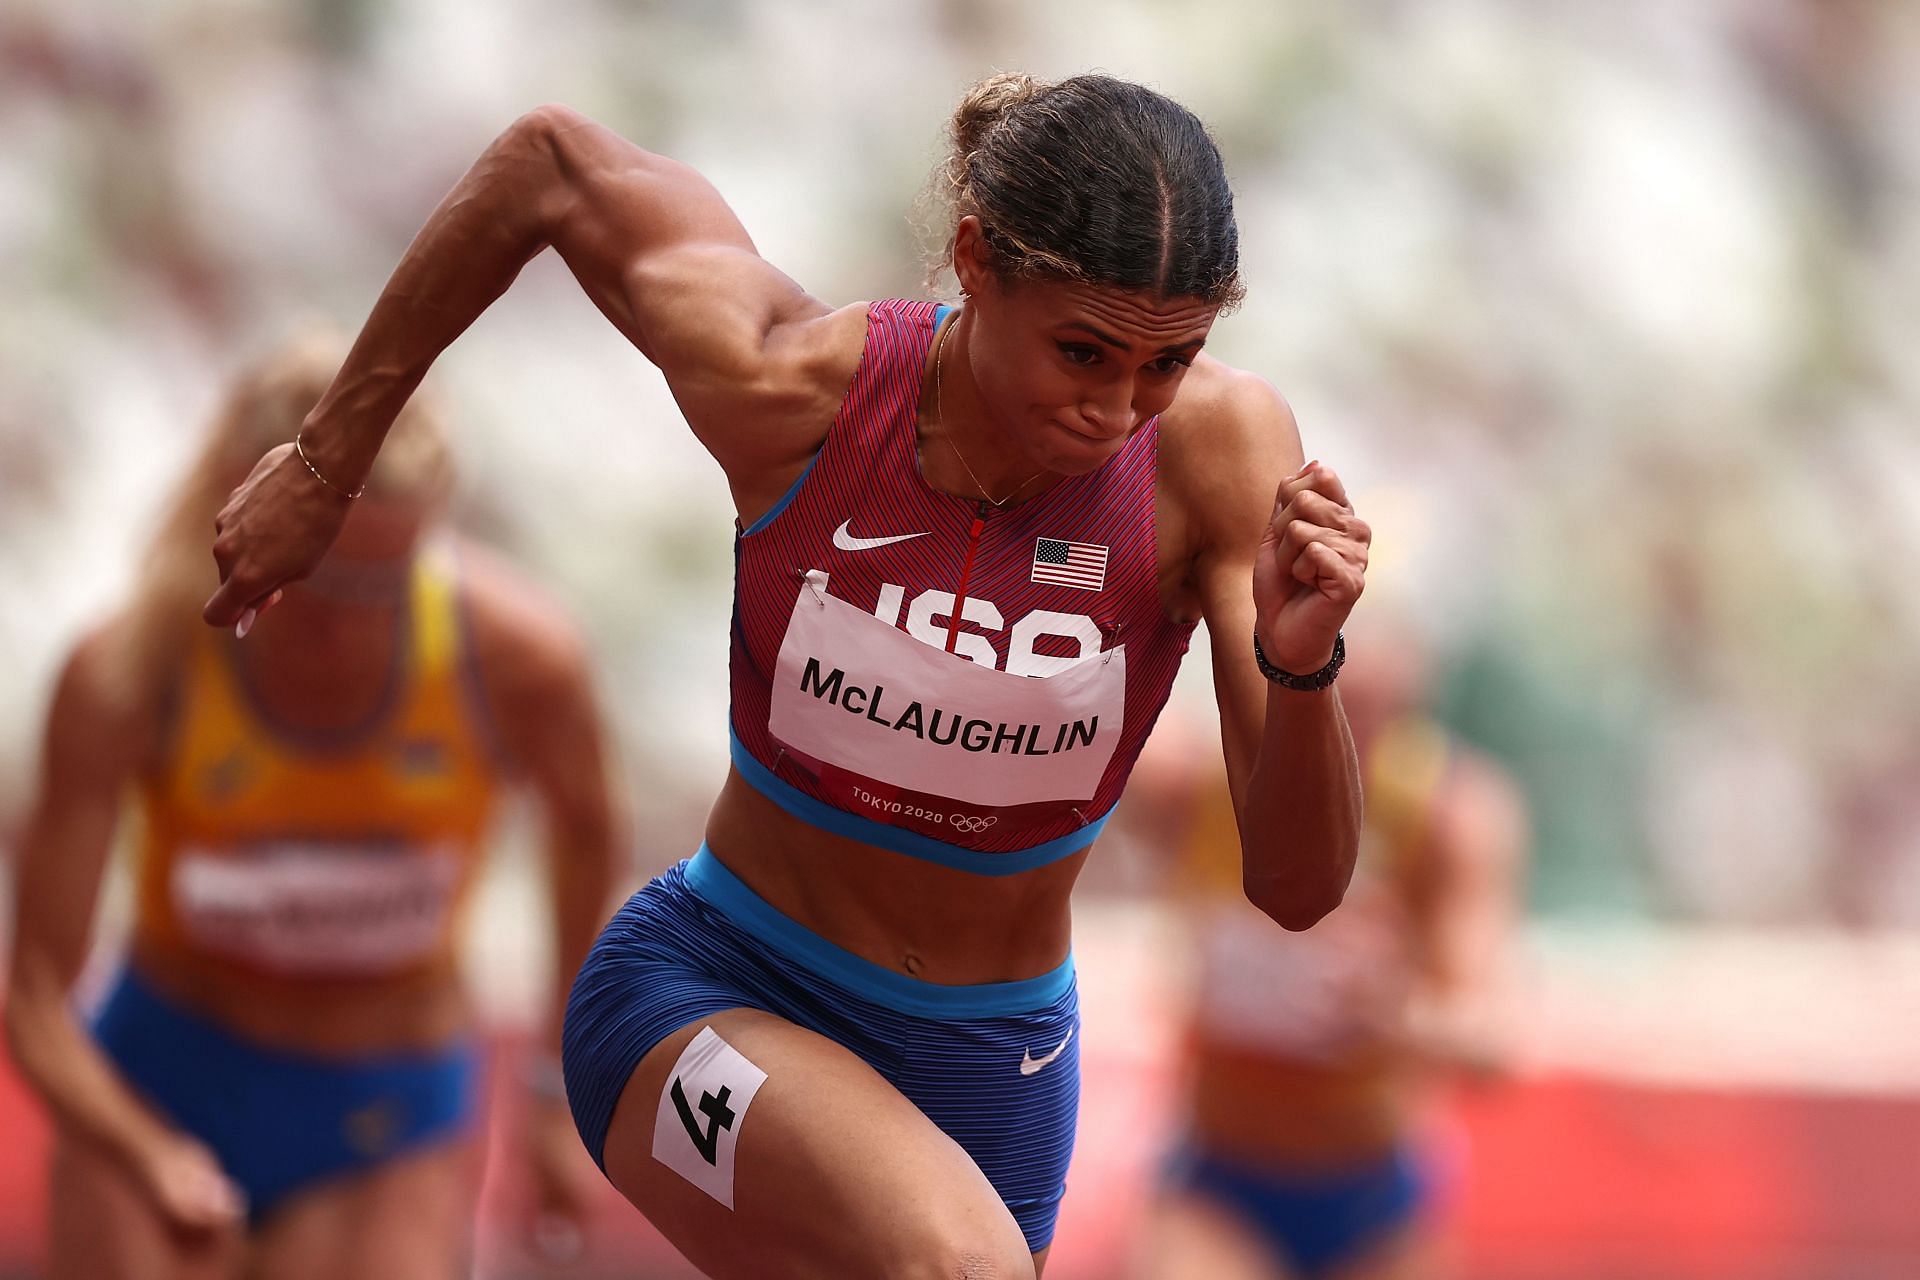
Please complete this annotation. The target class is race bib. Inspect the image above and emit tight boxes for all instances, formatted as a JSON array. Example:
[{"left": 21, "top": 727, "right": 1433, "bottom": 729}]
[
  {"left": 767, "top": 577, "right": 1125, "bottom": 835},
  {"left": 171, "top": 839, "right": 462, "bottom": 976}
]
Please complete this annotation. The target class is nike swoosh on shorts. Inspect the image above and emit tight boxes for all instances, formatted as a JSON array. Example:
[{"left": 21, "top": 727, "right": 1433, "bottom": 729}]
[
  {"left": 832, "top": 519, "right": 931, "bottom": 551},
  {"left": 1019, "top": 1028, "right": 1074, "bottom": 1076}
]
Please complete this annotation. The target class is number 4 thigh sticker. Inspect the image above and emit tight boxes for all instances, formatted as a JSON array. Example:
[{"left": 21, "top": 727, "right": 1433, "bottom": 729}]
[{"left": 652, "top": 1026, "right": 768, "bottom": 1208}]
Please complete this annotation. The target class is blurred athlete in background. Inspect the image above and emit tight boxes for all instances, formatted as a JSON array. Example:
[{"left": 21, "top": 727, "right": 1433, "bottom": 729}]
[
  {"left": 200, "top": 73, "right": 1371, "bottom": 1277},
  {"left": 1133, "top": 620, "right": 1529, "bottom": 1280},
  {"left": 5, "top": 333, "right": 625, "bottom": 1279}
]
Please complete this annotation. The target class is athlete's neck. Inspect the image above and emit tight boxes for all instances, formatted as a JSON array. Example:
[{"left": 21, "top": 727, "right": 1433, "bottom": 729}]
[
  {"left": 233, "top": 575, "right": 408, "bottom": 731},
  {"left": 299, "top": 552, "right": 415, "bottom": 604},
  {"left": 918, "top": 309, "right": 1059, "bottom": 508}
]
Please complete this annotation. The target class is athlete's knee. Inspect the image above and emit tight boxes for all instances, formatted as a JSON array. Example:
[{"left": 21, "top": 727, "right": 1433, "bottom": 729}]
[
  {"left": 894, "top": 1231, "right": 1035, "bottom": 1280},
  {"left": 905, "top": 1252, "right": 1033, "bottom": 1280},
  {"left": 949, "top": 1249, "right": 1038, "bottom": 1280}
]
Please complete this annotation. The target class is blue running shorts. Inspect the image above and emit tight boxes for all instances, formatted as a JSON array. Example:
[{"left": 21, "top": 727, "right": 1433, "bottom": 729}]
[
  {"left": 92, "top": 966, "right": 479, "bottom": 1222},
  {"left": 1168, "top": 1142, "right": 1432, "bottom": 1278},
  {"left": 563, "top": 847, "right": 1080, "bottom": 1251}
]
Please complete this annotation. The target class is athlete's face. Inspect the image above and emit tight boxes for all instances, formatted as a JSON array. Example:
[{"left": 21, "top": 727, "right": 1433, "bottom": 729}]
[
  {"left": 219, "top": 456, "right": 439, "bottom": 567},
  {"left": 953, "top": 220, "right": 1218, "bottom": 474},
  {"left": 289, "top": 495, "right": 438, "bottom": 608},
  {"left": 329, "top": 493, "right": 435, "bottom": 563}
]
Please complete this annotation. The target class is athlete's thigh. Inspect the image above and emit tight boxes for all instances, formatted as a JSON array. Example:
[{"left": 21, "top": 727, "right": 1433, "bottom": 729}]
[
  {"left": 603, "top": 1007, "right": 1036, "bottom": 1280},
  {"left": 1131, "top": 1187, "right": 1296, "bottom": 1280},
  {"left": 247, "top": 1136, "right": 480, "bottom": 1280},
  {"left": 48, "top": 1135, "right": 244, "bottom": 1280}
]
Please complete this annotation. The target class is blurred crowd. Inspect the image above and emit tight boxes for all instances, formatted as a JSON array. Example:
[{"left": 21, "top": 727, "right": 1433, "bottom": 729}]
[
  {"left": 4, "top": 4, "right": 1920, "bottom": 1277},
  {"left": 5, "top": 0, "right": 1920, "bottom": 927}
]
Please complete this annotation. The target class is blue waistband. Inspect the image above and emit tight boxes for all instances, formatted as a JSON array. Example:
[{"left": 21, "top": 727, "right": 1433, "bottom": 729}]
[
  {"left": 682, "top": 845, "right": 1075, "bottom": 1018},
  {"left": 727, "top": 727, "right": 1108, "bottom": 876}
]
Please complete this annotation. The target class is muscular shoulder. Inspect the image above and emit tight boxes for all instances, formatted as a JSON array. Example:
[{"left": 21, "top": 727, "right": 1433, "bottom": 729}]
[
  {"left": 39, "top": 609, "right": 172, "bottom": 778},
  {"left": 1158, "top": 357, "right": 1305, "bottom": 570},
  {"left": 751, "top": 301, "right": 872, "bottom": 438},
  {"left": 1162, "top": 357, "right": 1298, "bottom": 456},
  {"left": 453, "top": 541, "right": 601, "bottom": 757},
  {"left": 669, "top": 296, "right": 871, "bottom": 491},
  {"left": 523, "top": 104, "right": 868, "bottom": 474}
]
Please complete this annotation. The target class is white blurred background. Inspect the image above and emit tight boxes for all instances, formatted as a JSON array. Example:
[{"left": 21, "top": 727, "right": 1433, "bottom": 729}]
[{"left": 4, "top": 2, "right": 1919, "bottom": 1277}]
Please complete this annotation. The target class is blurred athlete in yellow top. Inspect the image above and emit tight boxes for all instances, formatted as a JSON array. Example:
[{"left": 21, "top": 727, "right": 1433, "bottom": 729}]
[
  {"left": 4, "top": 334, "right": 625, "bottom": 1279},
  {"left": 1134, "top": 623, "right": 1528, "bottom": 1280}
]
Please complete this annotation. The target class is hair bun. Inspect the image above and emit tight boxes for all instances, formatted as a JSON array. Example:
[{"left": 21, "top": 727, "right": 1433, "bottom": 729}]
[{"left": 950, "top": 72, "right": 1046, "bottom": 158}]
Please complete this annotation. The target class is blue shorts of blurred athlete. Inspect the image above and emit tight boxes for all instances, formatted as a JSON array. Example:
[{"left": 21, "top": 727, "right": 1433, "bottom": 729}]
[
  {"left": 563, "top": 847, "right": 1081, "bottom": 1251},
  {"left": 92, "top": 968, "right": 479, "bottom": 1223},
  {"left": 1166, "top": 1142, "right": 1434, "bottom": 1278}
]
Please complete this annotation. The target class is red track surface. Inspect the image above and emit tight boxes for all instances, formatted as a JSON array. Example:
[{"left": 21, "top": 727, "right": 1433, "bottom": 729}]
[{"left": 7, "top": 1032, "right": 1919, "bottom": 1277}]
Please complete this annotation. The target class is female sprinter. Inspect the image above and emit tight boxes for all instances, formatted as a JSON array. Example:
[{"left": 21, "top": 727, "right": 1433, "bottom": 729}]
[
  {"left": 6, "top": 334, "right": 623, "bottom": 1279},
  {"left": 1133, "top": 626, "right": 1530, "bottom": 1280},
  {"left": 200, "top": 74, "right": 1371, "bottom": 1279}
]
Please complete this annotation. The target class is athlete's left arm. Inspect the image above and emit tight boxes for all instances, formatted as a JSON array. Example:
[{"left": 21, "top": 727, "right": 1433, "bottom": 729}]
[
  {"left": 1400, "top": 755, "right": 1532, "bottom": 1075},
  {"left": 464, "top": 552, "right": 629, "bottom": 1233},
  {"left": 1177, "top": 370, "right": 1368, "bottom": 930}
]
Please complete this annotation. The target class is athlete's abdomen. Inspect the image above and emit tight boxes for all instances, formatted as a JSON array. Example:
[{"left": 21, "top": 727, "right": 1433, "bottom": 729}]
[
  {"left": 1186, "top": 1042, "right": 1412, "bottom": 1166},
  {"left": 1185, "top": 912, "right": 1414, "bottom": 1164},
  {"left": 703, "top": 766, "right": 1084, "bottom": 986},
  {"left": 125, "top": 939, "right": 475, "bottom": 1055}
]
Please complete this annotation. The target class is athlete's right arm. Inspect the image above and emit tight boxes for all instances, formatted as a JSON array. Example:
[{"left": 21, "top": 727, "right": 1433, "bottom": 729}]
[
  {"left": 3, "top": 628, "right": 247, "bottom": 1229},
  {"left": 205, "top": 105, "right": 858, "bottom": 626}
]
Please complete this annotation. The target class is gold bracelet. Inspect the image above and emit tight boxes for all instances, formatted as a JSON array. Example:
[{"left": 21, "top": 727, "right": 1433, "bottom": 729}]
[{"left": 294, "top": 431, "right": 366, "bottom": 499}]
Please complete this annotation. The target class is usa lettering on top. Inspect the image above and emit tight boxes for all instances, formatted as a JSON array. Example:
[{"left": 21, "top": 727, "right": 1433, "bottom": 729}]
[{"left": 728, "top": 300, "right": 1198, "bottom": 866}]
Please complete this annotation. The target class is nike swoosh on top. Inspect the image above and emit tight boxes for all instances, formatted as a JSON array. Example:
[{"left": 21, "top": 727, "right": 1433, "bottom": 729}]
[
  {"left": 1019, "top": 1028, "right": 1074, "bottom": 1076},
  {"left": 832, "top": 519, "right": 931, "bottom": 552}
]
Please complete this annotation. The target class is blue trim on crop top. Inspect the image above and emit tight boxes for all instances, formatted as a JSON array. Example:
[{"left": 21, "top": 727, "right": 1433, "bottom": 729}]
[{"left": 728, "top": 728, "right": 1108, "bottom": 875}]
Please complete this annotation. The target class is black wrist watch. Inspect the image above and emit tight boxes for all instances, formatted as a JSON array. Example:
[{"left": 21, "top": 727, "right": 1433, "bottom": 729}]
[{"left": 1254, "top": 631, "right": 1345, "bottom": 691}]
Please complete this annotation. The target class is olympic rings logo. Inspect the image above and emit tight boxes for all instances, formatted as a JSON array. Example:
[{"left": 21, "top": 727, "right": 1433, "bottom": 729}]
[{"left": 950, "top": 814, "right": 999, "bottom": 834}]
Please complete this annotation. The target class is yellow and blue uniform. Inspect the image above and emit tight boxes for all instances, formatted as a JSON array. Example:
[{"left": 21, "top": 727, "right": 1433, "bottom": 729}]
[
  {"left": 94, "top": 553, "right": 503, "bottom": 1219},
  {"left": 1168, "top": 718, "right": 1452, "bottom": 1277}
]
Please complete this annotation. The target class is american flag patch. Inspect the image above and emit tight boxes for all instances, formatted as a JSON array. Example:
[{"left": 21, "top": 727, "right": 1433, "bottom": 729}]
[{"left": 1031, "top": 537, "right": 1109, "bottom": 592}]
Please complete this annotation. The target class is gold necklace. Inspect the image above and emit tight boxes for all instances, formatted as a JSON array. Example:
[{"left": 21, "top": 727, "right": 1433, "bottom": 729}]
[{"left": 934, "top": 315, "right": 1049, "bottom": 509}]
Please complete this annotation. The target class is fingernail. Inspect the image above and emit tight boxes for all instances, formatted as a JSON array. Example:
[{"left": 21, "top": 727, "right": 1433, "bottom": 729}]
[{"left": 236, "top": 608, "right": 256, "bottom": 639}]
